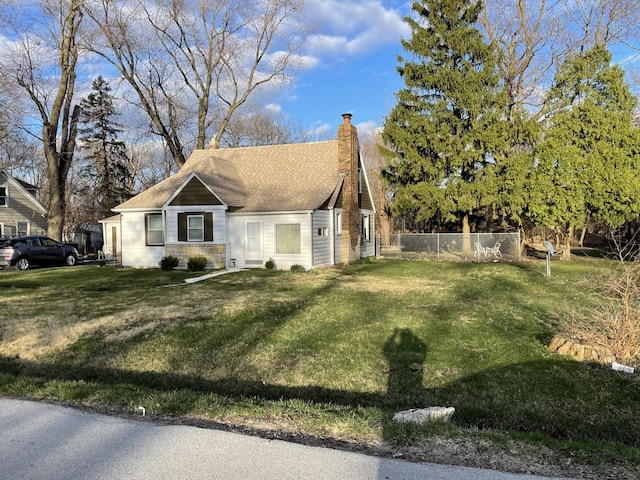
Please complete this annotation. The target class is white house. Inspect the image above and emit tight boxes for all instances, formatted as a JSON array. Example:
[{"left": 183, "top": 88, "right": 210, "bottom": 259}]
[{"left": 108, "top": 114, "right": 376, "bottom": 270}]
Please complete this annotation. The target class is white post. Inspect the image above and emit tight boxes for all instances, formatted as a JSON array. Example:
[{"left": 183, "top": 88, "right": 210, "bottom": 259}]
[{"left": 546, "top": 252, "right": 551, "bottom": 276}]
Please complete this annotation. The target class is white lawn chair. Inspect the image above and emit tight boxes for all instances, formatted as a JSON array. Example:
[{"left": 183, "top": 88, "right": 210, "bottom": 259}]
[
  {"left": 487, "top": 242, "right": 502, "bottom": 258},
  {"left": 473, "top": 242, "right": 487, "bottom": 258}
]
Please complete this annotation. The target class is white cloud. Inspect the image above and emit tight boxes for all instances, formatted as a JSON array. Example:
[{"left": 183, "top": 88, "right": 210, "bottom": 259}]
[
  {"left": 263, "top": 103, "right": 282, "bottom": 115},
  {"left": 296, "top": 54, "right": 320, "bottom": 70},
  {"left": 355, "top": 120, "right": 377, "bottom": 133},
  {"left": 304, "top": 0, "right": 409, "bottom": 61},
  {"left": 307, "top": 122, "right": 332, "bottom": 139}
]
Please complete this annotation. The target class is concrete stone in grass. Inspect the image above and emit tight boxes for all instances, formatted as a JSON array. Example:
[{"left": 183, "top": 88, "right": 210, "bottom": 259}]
[{"left": 393, "top": 406, "right": 455, "bottom": 424}]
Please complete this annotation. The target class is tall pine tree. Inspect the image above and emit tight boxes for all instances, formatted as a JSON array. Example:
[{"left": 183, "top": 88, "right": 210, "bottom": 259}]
[
  {"left": 78, "top": 76, "right": 131, "bottom": 220},
  {"left": 526, "top": 45, "right": 640, "bottom": 258},
  {"left": 381, "top": 0, "right": 511, "bottom": 251}
]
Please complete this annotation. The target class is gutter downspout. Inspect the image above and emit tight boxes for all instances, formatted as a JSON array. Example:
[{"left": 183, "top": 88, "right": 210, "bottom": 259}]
[
  {"left": 329, "top": 207, "right": 335, "bottom": 266},
  {"left": 308, "top": 211, "right": 314, "bottom": 269}
]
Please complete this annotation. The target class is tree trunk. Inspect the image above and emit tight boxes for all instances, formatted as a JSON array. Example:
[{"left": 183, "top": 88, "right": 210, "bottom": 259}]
[
  {"left": 44, "top": 108, "right": 79, "bottom": 242},
  {"left": 579, "top": 217, "right": 589, "bottom": 247},
  {"left": 462, "top": 215, "right": 472, "bottom": 257},
  {"left": 45, "top": 149, "right": 66, "bottom": 242},
  {"left": 562, "top": 234, "right": 572, "bottom": 261},
  {"left": 568, "top": 225, "right": 575, "bottom": 245}
]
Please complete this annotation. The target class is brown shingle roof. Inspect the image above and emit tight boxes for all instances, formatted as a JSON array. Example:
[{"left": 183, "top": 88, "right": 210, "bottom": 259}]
[{"left": 114, "top": 141, "right": 341, "bottom": 212}]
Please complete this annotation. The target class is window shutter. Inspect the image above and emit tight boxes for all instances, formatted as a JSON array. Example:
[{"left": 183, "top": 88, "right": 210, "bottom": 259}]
[
  {"left": 205, "top": 212, "right": 213, "bottom": 242},
  {"left": 178, "top": 213, "right": 187, "bottom": 241}
]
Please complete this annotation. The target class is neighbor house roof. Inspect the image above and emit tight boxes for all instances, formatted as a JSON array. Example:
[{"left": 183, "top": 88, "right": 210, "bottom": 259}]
[
  {"left": 0, "top": 170, "right": 47, "bottom": 214},
  {"left": 114, "top": 141, "right": 342, "bottom": 212}
]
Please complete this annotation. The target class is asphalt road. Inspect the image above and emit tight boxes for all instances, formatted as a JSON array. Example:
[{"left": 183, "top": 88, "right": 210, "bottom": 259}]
[{"left": 0, "top": 398, "right": 576, "bottom": 480}]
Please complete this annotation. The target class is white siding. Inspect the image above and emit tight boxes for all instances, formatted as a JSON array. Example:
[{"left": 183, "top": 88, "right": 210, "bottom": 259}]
[
  {"left": 120, "top": 211, "right": 165, "bottom": 268},
  {"left": 312, "top": 210, "right": 331, "bottom": 267},
  {"left": 229, "top": 212, "right": 313, "bottom": 270},
  {"left": 119, "top": 207, "right": 372, "bottom": 270},
  {"left": 360, "top": 208, "right": 376, "bottom": 258},
  {"left": 120, "top": 206, "right": 228, "bottom": 268}
]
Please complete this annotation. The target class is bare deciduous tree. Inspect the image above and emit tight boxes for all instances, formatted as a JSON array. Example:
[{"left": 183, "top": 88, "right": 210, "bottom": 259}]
[
  {"left": 481, "top": 0, "right": 640, "bottom": 120},
  {"left": 221, "top": 109, "right": 309, "bottom": 147},
  {"left": 85, "top": 0, "right": 310, "bottom": 168},
  {"left": 1, "top": 0, "right": 84, "bottom": 241},
  {"left": 0, "top": 75, "right": 39, "bottom": 176},
  {"left": 480, "top": 0, "right": 559, "bottom": 117}
]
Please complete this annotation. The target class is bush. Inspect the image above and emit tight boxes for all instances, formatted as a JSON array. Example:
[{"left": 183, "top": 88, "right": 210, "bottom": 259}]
[
  {"left": 353, "top": 256, "right": 375, "bottom": 265},
  {"left": 159, "top": 255, "right": 180, "bottom": 270},
  {"left": 187, "top": 256, "right": 208, "bottom": 272},
  {"left": 265, "top": 258, "right": 275, "bottom": 270},
  {"left": 290, "top": 264, "right": 306, "bottom": 273},
  {"left": 566, "top": 260, "right": 640, "bottom": 367}
]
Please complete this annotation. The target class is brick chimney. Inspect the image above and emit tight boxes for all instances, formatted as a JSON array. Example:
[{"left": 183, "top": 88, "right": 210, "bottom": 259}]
[{"left": 338, "top": 113, "right": 360, "bottom": 264}]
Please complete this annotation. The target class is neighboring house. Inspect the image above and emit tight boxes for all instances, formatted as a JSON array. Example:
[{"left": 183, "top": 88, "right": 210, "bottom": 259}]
[
  {"left": 109, "top": 113, "right": 376, "bottom": 270},
  {"left": 0, "top": 170, "right": 48, "bottom": 238}
]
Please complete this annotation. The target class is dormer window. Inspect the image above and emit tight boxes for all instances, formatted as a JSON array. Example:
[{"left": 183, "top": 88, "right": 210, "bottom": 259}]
[{"left": 0, "top": 187, "right": 6, "bottom": 206}]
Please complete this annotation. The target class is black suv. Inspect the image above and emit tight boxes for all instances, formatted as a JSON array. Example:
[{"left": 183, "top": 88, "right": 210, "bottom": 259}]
[{"left": 0, "top": 236, "right": 79, "bottom": 271}]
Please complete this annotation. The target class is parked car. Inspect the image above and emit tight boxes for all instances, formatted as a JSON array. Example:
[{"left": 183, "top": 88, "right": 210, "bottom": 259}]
[{"left": 0, "top": 236, "right": 79, "bottom": 271}]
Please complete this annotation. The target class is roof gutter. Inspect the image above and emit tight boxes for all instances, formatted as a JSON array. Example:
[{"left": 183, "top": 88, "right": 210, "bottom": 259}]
[
  {"left": 112, "top": 207, "right": 163, "bottom": 213},
  {"left": 227, "top": 210, "right": 314, "bottom": 216}
]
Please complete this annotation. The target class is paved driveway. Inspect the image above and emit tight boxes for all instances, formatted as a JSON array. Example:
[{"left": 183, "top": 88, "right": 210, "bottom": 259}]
[{"left": 0, "top": 398, "right": 575, "bottom": 480}]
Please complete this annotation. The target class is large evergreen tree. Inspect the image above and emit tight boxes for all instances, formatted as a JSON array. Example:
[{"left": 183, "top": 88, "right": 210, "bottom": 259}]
[
  {"left": 381, "top": 0, "right": 511, "bottom": 250},
  {"left": 527, "top": 46, "right": 640, "bottom": 258},
  {"left": 78, "top": 76, "right": 131, "bottom": 221}
]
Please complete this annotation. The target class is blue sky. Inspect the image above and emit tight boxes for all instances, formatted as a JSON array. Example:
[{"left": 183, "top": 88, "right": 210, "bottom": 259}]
[
  {"left": 2, "top": 0, "right": 637, "bottom": 145},
  {"left": 265, "top": 0, "right": 411, "bottom": 136},
  {"left": 264, "top": 0, "right": 640, "bottom": 138}
]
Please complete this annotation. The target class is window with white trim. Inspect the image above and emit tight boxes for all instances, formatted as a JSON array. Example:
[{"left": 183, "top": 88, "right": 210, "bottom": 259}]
[
  {"left": 146, "top": 214, "right": 164, "bottom": 246},
  {"left": 17, "top": 221, "right": 29, "bottom": 236},
  {"left": 336, "top": 212, "right": 342, "bottom": 235},
  {"left": 187, "top": 215, "right": 204, "bottom": 241},
  {"left": 361, "top": 214, "right": 370, "bottom": 242},
  {"left": 0, "top": 187, "right": 7, "bottom": 206},
  {"left": 276, "top": 223, "right": 301, "bottom": 254}
]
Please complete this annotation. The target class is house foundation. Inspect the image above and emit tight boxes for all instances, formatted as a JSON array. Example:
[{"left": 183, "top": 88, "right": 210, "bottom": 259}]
[{"left": 165, "top": 243, "right": 226, "bottom": 269}]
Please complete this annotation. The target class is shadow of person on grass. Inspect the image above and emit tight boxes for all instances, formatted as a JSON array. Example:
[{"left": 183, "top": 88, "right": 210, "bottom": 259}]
[
  {"left": 383, "top": 328, "right": 427, "bottom": 411},
  {"left": 381, "top": 327, "right": 429, "bottom": 456}
]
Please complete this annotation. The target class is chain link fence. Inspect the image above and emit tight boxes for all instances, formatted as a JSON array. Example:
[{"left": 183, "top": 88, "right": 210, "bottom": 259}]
[{"left": 377, "top": 232, "right": 521, "bottom": 262}]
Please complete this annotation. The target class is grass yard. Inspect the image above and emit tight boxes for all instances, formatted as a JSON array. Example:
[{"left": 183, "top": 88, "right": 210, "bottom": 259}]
[{"left": 1, "top": 258, "right": 639, "bottom": 478}]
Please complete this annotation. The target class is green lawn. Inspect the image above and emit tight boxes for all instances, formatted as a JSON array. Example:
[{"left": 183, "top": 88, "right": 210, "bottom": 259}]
[{"left": 1, "top": 258, "right": 639, "bottom": 477}]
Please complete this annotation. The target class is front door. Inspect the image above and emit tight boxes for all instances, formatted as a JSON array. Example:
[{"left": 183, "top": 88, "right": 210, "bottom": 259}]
[{"left": 245, "top": 221, "right": 263, "bottom": 266}]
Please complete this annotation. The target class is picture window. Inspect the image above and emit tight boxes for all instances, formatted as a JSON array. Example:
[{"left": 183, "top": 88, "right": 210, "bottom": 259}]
[{"left": 276, "top": 224, "right": 301, "bottom": 254}]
